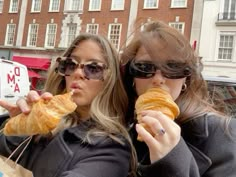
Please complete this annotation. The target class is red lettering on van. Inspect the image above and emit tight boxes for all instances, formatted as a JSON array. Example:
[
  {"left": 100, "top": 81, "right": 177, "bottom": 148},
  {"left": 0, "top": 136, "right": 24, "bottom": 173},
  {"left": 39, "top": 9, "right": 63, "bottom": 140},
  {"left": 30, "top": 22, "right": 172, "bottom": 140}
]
[
  {"left": 7, "top": 72, "right": 20, "bottom": 93},
  {"left": 7, "top": 74, "right": 15, "bottom": 84},
  {"left": 14, "top": 67, "right": 20, "bottom": 76},
  {"left": 14, "top": 83, "right": 20, "bottom": 92}
]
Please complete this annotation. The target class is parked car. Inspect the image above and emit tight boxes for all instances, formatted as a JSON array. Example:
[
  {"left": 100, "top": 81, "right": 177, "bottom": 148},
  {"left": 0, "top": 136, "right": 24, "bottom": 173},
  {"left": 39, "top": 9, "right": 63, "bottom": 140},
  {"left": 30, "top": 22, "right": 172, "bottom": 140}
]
[{"left": 204, "top": 76, "right": 236, "bottom": 118}]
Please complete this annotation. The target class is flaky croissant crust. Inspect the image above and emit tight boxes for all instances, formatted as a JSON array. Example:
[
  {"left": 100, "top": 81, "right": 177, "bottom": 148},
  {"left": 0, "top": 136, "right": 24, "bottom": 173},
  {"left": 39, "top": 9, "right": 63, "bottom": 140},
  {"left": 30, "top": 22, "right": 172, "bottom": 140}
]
[
  {"left": 135, "top": 87, "right": 180, "bottom": 120},
  {"left": 135, "top": 87, "right": 180, "bottom": 141},
  {"left": 4, "top": 92, "right": 77, "bottom": 136}
]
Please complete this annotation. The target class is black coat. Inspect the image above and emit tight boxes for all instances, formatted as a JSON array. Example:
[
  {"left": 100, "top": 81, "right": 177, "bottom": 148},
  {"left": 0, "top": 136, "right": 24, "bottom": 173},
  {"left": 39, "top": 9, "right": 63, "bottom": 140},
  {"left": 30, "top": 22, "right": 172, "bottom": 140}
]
[
  {"left": 0, "top": 122, "right": 131, "bottom": 177},
  {"left": 132, "top": 113, "right": 236, "bottom": 177}
]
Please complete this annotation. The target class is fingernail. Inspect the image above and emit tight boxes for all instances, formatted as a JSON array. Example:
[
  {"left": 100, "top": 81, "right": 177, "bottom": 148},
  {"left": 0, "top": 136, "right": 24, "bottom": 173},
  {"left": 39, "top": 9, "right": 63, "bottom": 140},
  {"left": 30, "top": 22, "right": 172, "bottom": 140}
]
[{"left": 141, "top": 111, "right": 147, "bottom": 116}]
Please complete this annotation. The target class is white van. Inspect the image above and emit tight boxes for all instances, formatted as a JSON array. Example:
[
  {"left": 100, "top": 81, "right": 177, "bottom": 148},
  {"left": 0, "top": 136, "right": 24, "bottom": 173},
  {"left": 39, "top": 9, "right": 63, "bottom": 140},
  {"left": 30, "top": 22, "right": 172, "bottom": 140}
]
[{"left": 0, "top": 58, "right": 30, "bottom": 120}]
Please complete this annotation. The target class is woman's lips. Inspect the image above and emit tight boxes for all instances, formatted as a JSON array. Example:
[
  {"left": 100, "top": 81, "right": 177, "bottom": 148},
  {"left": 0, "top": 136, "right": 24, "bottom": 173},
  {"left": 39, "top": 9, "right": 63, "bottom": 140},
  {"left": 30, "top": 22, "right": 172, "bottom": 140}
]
[{"left": 70, "top": 83, "right": 82, "bottom": 93}]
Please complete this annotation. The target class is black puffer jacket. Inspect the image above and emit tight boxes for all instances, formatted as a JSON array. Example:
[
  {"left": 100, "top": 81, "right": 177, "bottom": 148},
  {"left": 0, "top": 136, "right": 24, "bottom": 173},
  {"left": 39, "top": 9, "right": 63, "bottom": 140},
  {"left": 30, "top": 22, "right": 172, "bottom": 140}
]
[
  {"left": 132, "top": 113, "right": 236, "bottom": 177},
  {"left": 0, "top": 121, "right": 132, "bottom": 177}
]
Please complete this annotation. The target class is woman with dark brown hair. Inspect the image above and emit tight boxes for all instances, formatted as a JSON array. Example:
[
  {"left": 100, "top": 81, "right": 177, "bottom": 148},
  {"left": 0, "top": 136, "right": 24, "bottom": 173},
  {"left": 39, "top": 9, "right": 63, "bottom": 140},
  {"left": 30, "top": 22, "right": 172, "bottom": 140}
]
[{"left": 121, "top": 20, "right": 236, "bottom": 177}]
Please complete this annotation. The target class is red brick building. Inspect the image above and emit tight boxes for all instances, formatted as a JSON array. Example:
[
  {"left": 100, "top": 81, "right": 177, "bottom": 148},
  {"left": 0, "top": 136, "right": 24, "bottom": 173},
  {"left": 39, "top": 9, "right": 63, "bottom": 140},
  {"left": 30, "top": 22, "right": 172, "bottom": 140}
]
[{"left": 0, "top": 0, "right": 194, "bottom": 90}]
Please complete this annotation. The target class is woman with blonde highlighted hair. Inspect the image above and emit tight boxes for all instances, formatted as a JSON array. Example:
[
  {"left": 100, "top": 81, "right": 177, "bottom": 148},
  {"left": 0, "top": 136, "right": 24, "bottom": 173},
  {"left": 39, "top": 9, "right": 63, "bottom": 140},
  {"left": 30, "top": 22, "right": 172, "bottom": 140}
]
[{"left": 0, "top": 33, "right": 137, "bottom": 177}]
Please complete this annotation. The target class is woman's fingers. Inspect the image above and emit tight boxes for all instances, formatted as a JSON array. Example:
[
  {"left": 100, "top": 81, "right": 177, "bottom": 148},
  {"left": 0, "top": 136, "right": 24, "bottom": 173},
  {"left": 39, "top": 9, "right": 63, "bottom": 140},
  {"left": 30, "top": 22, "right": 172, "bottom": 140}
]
[
  {"left": 136, "top": 110, "right": 181, "bottom": 163},
  {"left": 136, "top": 123, "right": 157, "bottom": 145},
  {"left": 23, "top": 90, "right": 53, "bottom": 103},
  {"left": 40, "top": 92, "right": 53, "bottom": 100},
  {"left": 17, "top": 91, "right": 53, "bottom": 113},
  {"left": 136, "top": 123, "right": 167, "bottom": 161},
  {"left": 0, "top": 99, "right": 21, "bottom": 117},
  {"left": 141, "top": 110, "right": 180, "bottom": 135},
  {"left": 16, "top": 97, "right": 31, "bottom": 114},
  {"left": 3, "top": 91, "right": 53, "bottom": 117}
]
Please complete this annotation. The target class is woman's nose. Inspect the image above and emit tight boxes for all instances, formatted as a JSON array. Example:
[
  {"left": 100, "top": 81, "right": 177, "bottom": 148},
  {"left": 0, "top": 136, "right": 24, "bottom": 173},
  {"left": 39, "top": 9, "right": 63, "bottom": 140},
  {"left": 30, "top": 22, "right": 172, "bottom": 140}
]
[
  {"left": 71, "top": 67, "right": 86, "bottom": 80},
  {"left": 151, "top": 70, "right": 166, "bottom": 86}
]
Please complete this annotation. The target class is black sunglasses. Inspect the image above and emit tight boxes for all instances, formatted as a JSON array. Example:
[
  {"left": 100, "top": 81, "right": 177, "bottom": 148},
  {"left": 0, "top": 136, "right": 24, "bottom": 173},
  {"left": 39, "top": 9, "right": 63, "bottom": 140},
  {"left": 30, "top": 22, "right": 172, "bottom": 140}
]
[
  {"left": 129, "top": 60, "right": 192, "bottom": 79},
  {"left": 55, "top": 57, "right": 108, "bottom": 81}
]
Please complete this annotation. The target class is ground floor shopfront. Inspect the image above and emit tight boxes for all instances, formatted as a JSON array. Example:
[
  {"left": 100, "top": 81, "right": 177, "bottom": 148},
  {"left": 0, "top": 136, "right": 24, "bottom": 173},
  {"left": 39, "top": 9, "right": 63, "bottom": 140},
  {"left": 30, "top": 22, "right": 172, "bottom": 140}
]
[{"left": 12, "top": 56, "right": 51, "bottom": 92}]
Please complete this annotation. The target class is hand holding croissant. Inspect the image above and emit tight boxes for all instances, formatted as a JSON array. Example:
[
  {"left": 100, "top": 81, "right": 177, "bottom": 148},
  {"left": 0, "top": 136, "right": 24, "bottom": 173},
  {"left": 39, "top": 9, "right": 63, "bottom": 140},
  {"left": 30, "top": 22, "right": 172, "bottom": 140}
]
[
  {"left": 3, "top": 92, "right": 77, "bottom": 136},
  {"left": 135, "top": 87, "right": 180, "bottom": 141}
]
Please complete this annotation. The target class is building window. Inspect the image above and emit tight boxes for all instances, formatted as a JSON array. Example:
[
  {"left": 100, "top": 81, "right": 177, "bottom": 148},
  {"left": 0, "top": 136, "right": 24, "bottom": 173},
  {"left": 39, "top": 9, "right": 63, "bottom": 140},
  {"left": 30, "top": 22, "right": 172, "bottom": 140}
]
[
  {"left": 86, "top": 24, "right": 99, "bottom": 34},
  {"left": 9, "top": 0, "right": 18, "bottom": 13},
  {"left": 31, "top": 0, "right": 42, "bottom": 12},
  {"left": 143, "top": 0, "right": 158, "bottom": 9},
  {"left": 67, "top": 24, "right": 77, "bottom": 47},
  {"left": 171, "top": 0, "right": 187, "bottom": 8},
  {"left": 0, "top": 0, "right": 4, "bottom": 13},
  {"left": 49, "top": 0, "right": 60, "bottom": 12},
  {"left": 5, "top": 24, "right": 16, "bottom": 46},
  {"left": 111, "top": 0, "right": 124, "bottom": 10},
  {"left": 89, "top": 0, "right": 101, "bottom": 11},
  {"left": 45, "top": 24, "right": 57, "bottom": 48},
  {"left": 222, "top": 0, "right": 236, "bottom": 20},
  {"left": 65, "top": 0, "right": 83, "bottom": 11},
  {"left": 169, "top": 22, "right": 185, "bottom": 34},
  {"left": 108, "top": 24, "right": 122, "bottom": 50},
  {"left": 218, "top": 33, "right": 235, "bottom": 61},
  {"left": 27, "top": 24, "right": 39, "bottom": 47}
]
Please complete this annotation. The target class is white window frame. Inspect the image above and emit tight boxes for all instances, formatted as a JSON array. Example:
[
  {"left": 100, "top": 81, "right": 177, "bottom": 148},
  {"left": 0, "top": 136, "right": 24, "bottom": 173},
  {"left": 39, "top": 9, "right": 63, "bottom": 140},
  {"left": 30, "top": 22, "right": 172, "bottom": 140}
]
[
  {"left": 169, "top": 22, "right": 185, "bottom": 34},
  {"left": 27, "top": 24, "right": 39, "bottom": 47},
  {"left": 171, "top": 0, "right": 187, "bottom": 8},
  {"left": 31, "top": 0, "right": 42, "bottom": 12},
  {"left": 9, "top": 0, "right": 18, "bottom": 13},
  {"left": 111, "top": 0, "right": 124, "bottom": 10},
  {"left": 5, "top": 24, "right": 16, "bottom": 46},
  {"left": 67, "top": 23, "right": 77, "bottom": 47},
  {"left": 89, "top": 0, "right": 101, "bottom": 11},
  {"left": 0, "top": 0, "right": 4, "bottom": 13},
  {"left": 143, "top": 0, "right": 158, "bottom": 9},
  {"left": 64, "top": 0, "right": 83, "bottom": 12},
  {"left": 86, "top": 24, "right": 99, "bottom": 34},
  {"left": 45, "top": 24, "right": 57, "bottom": 48},
  {"left": 216, "top": 32, "right": 236, "bottom": 62},
  {"left": 49, "top": 0, "right": 60, "bottom": 12},
  {"left": 219, "top": 0, "right": 236, "bottom": 20},
  {"left": 108, "top": 23, "right": 122, "bottom": 50}
]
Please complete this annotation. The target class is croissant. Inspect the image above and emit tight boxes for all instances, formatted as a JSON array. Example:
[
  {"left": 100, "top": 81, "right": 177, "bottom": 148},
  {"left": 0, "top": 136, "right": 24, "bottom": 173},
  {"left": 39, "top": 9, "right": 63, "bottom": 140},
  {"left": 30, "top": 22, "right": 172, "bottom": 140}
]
[
  {"left": 3, "top": 92, "right": 77, "bottom": 136},
  {"left": 135, "top": 87, "right": 180, "bottom": 141}
]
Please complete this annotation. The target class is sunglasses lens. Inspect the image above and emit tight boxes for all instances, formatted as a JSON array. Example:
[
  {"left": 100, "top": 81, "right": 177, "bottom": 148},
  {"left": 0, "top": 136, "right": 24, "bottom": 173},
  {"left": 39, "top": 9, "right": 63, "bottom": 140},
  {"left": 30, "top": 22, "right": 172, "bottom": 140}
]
[
  {"left": 130, "top": 61, "right": 156, "bottom": 78},
  {"left": 84, "top": 62, "right": 105, "bottom": 80},
  {"left": 58, "top": 59, "right": 77, "bottom": 76},
  {"left": 56, "top": 57, "right": 107, "bottom": 80},
  {"left": 129, "top": 60, "right": 191, "bottom": 79},
  {"left": 162, "top": 61, "right": 192, "bottom": 79}
]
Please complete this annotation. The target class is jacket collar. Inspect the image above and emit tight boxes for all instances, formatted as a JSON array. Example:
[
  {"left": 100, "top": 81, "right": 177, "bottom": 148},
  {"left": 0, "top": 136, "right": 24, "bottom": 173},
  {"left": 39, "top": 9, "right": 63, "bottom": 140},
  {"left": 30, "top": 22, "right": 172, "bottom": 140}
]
[{"left": 63, "top": 120, "right": 106, "bottom": 145}]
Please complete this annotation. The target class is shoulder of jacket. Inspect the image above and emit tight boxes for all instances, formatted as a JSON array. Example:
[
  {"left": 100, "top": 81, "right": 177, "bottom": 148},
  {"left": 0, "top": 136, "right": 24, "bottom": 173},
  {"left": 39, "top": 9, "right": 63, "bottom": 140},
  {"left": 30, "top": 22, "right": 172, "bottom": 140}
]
[{"left": 181, "top": 113, "right": 228, "bottom": 140}]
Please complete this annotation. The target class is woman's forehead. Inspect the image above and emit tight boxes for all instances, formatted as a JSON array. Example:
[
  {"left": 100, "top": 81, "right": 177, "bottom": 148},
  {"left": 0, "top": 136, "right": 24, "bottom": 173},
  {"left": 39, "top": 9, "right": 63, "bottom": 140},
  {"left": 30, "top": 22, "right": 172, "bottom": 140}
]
[
  {"left": 70, "top": 40, "right": 106, "bottom": 62},
  {"left": 136, "top": 38, "right": 189, "bottom": 63}
]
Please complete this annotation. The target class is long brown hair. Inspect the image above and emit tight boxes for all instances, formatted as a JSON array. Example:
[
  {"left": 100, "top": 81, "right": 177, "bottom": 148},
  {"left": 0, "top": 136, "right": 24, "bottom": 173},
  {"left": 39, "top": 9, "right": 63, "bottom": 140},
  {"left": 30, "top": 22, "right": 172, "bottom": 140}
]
[{"left": 121, "top": 20, "right": 226, "bottom": 124}]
